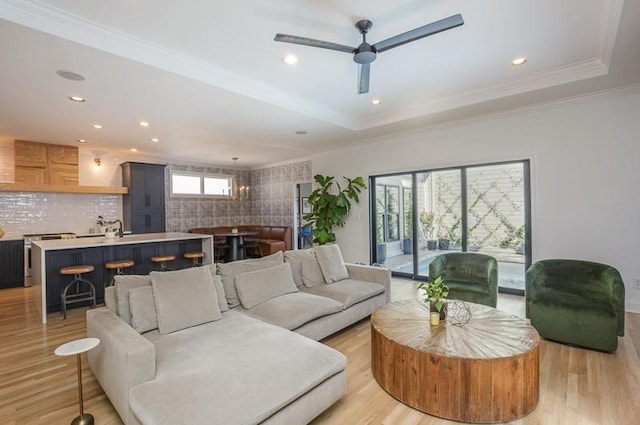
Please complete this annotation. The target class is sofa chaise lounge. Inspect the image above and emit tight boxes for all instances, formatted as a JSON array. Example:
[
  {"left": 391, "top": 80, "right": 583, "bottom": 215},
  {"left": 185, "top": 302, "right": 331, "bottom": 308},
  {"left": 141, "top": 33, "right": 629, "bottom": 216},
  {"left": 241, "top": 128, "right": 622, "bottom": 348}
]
[{"left": 87, "top": 246, "right": 390, "bottom": 425}]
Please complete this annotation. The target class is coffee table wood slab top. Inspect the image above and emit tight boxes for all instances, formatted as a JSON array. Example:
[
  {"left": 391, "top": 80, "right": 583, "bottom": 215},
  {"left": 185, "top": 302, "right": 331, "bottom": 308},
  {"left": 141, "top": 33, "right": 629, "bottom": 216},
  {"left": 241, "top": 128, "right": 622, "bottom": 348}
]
[{"left": 371, "top": 299, "right": 540, "bottom": 424}]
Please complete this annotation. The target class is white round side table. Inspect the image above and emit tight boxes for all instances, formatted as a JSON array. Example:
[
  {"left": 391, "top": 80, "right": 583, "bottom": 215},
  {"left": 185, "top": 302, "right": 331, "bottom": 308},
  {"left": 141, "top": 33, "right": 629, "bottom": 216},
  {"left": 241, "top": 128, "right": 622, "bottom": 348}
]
[{"left": 55, "top": 337, "right": 100, "bottom": 425}]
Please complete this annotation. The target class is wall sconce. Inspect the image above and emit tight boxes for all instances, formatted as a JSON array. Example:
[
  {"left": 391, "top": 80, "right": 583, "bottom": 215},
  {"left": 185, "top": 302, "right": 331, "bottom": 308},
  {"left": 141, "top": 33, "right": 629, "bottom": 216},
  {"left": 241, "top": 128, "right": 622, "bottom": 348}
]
[{"left": 94, "top": 158, "right": 102, "bottom": 167}]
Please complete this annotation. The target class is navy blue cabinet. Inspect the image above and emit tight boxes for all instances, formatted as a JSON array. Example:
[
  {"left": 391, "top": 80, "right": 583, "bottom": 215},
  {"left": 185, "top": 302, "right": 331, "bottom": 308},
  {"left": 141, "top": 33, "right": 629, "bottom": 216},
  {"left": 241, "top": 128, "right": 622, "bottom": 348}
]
[
  {"left": 121, "top": 162, "right": 166, "bottom": 234},
  {"left": 0, "top": 239, "right": 24, "bottom": 288}
]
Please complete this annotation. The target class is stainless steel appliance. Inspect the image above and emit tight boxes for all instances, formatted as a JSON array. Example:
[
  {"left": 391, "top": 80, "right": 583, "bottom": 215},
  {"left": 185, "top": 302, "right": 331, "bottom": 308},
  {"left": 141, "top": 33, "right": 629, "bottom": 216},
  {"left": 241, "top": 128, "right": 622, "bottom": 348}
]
[{"left": 23, "top": 233, "right": 76, "bottom": 286}]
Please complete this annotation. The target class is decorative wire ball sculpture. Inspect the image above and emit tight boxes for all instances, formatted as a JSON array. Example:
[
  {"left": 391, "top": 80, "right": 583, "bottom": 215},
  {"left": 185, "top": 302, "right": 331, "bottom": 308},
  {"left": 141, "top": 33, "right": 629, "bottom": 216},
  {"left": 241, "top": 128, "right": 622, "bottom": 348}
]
[{"left": 447, "top": 300, "right": 472, "bottom": 326}]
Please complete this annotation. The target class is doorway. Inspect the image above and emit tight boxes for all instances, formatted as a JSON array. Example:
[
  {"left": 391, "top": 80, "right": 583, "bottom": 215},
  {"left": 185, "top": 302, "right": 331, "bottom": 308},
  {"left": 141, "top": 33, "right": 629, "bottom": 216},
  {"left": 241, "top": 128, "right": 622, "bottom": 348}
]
[{"left": 371, "top": 160, "right": 531, "bottom": 294}]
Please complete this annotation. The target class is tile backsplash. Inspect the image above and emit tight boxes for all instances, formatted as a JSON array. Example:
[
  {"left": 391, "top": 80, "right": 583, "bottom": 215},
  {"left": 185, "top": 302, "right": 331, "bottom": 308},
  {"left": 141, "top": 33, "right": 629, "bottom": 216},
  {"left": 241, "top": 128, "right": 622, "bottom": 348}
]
[{"left": 0, "top": 192, "right": 121, "bottom": 238}]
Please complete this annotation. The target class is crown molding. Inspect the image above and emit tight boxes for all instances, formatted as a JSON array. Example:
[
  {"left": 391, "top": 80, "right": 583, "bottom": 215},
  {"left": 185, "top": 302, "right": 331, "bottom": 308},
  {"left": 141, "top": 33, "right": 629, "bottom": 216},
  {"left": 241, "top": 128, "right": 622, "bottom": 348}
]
[
  {"left": 598, "top": 0, "right": 625, "bottom": 65},
  {"left": 0, "top": 0, "right": 625, "bottom": 132},
  {"left": 0, "top": 0, "right": 358, "bottom": 129},
  {"left": 359, "top": 58, "right": 609, "bottom": 130}
]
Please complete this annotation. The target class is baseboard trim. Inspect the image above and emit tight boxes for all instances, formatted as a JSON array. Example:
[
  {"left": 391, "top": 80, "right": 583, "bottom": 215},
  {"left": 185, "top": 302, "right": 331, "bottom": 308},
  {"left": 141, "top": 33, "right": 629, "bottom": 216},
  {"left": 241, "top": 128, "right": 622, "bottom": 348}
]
[{"left": 625, "top": 301, "right": 640, "bottom": 314}]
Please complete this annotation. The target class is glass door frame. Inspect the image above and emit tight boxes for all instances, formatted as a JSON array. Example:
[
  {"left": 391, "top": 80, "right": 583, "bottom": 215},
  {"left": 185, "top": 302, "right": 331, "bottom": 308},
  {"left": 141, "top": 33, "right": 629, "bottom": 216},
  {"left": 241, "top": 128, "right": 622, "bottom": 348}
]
[{"left": 370, "top": 159, "right": 531, "bottom": 296}]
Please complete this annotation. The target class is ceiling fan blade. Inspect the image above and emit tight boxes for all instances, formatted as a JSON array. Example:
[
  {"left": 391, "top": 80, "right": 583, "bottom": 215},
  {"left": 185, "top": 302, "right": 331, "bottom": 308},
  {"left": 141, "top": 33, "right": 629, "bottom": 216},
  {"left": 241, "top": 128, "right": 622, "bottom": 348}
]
[
  {"left": 274, "top": 34, "right": 355, "bottom": 53},
  {"left": 358, "top": 63, "right": 370, "bottom": 94},
  {"left": 372, "top": 14, "right": 464, "bottom": 53}
]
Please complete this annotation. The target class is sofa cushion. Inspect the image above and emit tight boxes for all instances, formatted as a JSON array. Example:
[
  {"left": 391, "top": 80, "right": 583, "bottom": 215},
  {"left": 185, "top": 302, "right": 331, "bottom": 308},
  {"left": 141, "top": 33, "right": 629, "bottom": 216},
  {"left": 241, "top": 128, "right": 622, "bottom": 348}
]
[
  {"left": 302, "top": 255, "right": 325, "bottom": 288},
  {"left": 114, "top": 275, "right": 152, "bottom": 325},
  {"left": 284, "top": 249, "right": 316, "bottom": 287},
  {"left": 234, "top": 263, "right": 298, "bottom": 309},
  {"left": 301, "top": 279, "right": 385, "bottom": 310},
  {"left": 129, "top": 286, "right": 158, "bottom": 333},
  {"left": 206, "top": 265, "right": 229, "bottom": 313},
  {"left": 217, "top": 251, "right": 284, "bottom": 308},
  {"left": 150, "top": 267, "right": 222, "bottom": 334},
  {"left": 243, "top": 292, "right": 343, "bottom": 330},
  {"left": 129, "top": 311, "right": 346, "bottom": 425},
  {"left": 315, "top": 245, "right": 349, "bottom": 283}
]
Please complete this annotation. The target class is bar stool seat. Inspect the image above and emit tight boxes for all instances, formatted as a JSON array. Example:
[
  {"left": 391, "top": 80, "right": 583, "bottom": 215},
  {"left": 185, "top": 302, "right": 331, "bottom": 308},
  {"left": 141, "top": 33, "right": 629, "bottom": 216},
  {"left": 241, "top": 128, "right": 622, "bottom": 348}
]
[
  {"left": 104, "top": 259, "right": 135, "bottom": 287},
  {"left": 60, "top": 265, "right": 96, "bottom": 320},
  {"left": 184, "top": 251, "right": 205, "bottom": 267},
  {"left": 150, "top": 255, "right": 176, "bottom": 271}
]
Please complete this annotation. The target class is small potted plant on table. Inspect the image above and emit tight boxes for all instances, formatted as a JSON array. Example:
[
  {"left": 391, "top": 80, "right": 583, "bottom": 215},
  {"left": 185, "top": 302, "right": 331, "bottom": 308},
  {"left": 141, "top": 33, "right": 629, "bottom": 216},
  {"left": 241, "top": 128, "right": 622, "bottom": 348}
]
[{"left": 417, "top": 276, "right": 449, "bottom": 325}]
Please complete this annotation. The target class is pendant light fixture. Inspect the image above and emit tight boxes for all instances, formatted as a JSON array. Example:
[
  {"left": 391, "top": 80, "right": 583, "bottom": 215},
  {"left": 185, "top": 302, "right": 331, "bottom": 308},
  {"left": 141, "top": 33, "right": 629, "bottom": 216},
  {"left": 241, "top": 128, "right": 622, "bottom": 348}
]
[{"left": 229, "top": 157, "right": 250, "bottom": 201}]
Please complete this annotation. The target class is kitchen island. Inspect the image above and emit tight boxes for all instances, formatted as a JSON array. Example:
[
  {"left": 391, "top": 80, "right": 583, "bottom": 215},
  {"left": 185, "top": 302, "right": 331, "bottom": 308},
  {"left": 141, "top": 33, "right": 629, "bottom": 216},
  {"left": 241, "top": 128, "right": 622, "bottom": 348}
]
[{"left": 32, "top": 232, "right": 213, "bottom": 323}]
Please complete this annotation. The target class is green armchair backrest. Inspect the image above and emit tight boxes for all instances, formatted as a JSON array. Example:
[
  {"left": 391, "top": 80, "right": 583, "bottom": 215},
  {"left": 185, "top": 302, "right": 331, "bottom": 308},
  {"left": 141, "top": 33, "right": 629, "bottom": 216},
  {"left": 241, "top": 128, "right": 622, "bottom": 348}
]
[
  {"left": 429, "top": 252, "right": 498, "bottom": 307},
  {"left": 525, "top": 259, "right": 625, "bottom": 336}
]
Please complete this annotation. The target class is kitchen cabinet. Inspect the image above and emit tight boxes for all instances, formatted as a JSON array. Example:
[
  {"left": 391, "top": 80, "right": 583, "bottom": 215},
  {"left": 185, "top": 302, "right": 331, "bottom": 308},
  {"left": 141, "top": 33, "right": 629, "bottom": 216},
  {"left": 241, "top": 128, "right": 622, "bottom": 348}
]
[
  {"left": 121, "top": 162, "right": 166, "bottom": 234},
  {"left": 0, "top": 239, "right": 24, "bottom": 288},
  {"left": 14, "top": 140, "right": 78, "bottom": 185}
]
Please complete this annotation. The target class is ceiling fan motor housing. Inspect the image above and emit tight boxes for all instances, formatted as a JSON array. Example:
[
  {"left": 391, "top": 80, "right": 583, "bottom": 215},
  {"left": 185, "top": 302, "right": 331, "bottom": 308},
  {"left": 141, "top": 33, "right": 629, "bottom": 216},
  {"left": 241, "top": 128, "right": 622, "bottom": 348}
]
[{"left": 354, "top": 44, "right": 377, "bottom": 64}]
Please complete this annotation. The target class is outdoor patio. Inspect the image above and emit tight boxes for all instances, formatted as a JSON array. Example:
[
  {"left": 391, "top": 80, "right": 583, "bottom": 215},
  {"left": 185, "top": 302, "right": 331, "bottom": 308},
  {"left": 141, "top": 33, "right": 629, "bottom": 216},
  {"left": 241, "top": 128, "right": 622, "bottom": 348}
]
[{"left": 380, "top": 246, "right": 525, "bottom": 291}]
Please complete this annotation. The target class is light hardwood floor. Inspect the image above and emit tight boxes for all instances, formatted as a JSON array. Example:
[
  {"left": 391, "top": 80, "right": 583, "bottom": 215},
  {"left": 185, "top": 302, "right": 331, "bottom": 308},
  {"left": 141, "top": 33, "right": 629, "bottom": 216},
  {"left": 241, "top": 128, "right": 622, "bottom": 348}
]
[{"left": 1, "top": 279, "right": 638, "bottom": 425}]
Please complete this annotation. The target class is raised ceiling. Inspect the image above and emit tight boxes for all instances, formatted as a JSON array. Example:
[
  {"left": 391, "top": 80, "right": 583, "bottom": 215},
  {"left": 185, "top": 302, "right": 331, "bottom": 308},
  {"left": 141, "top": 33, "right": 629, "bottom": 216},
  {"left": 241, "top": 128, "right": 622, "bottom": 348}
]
[{"left": 0, "top": 0, "right": 638, "bottom": 167}]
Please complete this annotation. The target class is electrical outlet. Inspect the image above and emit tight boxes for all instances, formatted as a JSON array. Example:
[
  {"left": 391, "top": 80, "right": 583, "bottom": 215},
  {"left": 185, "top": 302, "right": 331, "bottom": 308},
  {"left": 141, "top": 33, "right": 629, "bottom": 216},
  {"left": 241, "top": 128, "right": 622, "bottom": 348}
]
[{"left": 634, "top": 278, "right": 640, "bottom": 289}]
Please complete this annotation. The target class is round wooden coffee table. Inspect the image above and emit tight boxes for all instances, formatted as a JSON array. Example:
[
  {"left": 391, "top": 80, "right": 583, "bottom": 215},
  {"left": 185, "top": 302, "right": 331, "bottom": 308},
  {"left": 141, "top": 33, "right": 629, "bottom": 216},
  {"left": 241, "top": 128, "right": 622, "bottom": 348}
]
[{"left": 371, "top": 299, "right": 539, "bottom": 423}]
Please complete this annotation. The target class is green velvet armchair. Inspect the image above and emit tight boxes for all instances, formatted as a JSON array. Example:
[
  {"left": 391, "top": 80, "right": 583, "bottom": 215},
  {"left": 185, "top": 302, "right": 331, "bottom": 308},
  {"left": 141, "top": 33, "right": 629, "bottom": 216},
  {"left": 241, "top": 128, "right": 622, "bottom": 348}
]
[
  {"left": 525, "top": 259, "right": 625, "bottom": 352},
  {"left": 428, "top": 253, "right": 498, "bottom": 307}
]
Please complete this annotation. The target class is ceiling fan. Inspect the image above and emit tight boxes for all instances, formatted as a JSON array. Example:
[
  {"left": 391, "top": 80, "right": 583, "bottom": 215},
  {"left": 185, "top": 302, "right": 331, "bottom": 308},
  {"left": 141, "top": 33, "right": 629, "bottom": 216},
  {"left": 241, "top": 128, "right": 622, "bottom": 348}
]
[{"left": 274, "top": 14, "right": 464, "bottom": 94}]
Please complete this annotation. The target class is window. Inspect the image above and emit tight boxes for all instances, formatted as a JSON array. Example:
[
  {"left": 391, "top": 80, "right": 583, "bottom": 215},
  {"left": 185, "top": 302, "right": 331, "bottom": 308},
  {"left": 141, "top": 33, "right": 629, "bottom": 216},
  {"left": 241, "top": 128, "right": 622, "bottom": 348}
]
[
  {"left": 170, "top": 171, "right": 233, "bottom": 197},
  {"left": 375, "top": 184, "right": 400, "bottom": 243}
]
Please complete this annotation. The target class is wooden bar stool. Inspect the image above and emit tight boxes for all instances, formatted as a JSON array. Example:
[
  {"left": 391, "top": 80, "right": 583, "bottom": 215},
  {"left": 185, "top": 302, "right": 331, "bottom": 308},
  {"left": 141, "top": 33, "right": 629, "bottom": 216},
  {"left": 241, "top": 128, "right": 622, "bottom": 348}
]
[
  {"left": 104, "top": 259, "right": 135, "bottom": 287},
  {"left": 60, "top": 265, "right": 96, "bottom": 320},
  {"left": 150, "top": 255, "right": 176, "bottom": 271},
  {"left": 184, "top": 251, "right": 205, "bottom": 267}
]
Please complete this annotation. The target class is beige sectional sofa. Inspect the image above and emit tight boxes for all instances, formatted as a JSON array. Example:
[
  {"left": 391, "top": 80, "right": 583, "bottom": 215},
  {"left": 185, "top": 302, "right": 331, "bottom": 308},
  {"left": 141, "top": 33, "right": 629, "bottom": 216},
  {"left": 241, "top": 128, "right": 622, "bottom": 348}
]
[{"left": 87, "top": 245, "right": 391, "bottom": 425}]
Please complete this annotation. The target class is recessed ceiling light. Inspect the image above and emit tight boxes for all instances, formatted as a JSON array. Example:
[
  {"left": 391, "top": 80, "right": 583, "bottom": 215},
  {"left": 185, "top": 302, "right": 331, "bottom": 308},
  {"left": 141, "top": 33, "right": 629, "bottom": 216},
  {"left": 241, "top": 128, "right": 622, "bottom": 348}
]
[
  {"left": 138, "top": 121, "right": 150, "bottom": 127},
  {"left": 130, "top": 148, "right": 138, "bottom": 152},
  {"left": 68, "top": 96, "right": 86, "bottom": 103},
  {"left": 371, "top": 99, "right": 382, "bottom": 106},
  {"left": 151, "top": 138, "right": 159, "bottom": 142},
  {"left": 282, "top": 55, "right": 299, "bottom": 65},
  {"left": 77, "top": 139, "right": 88, "bottom": 144},
  {"left": 56, "top": 70, "right": 85, "bottom": 81},
  {"left": 295, "top": 130, "right": 307, "bottom": 135},
  {"left": 512, "top": 57, "right": 527, "bottom": 66},
  {"left": 92, "top": 124, "right": 102, "bottom": 129}
]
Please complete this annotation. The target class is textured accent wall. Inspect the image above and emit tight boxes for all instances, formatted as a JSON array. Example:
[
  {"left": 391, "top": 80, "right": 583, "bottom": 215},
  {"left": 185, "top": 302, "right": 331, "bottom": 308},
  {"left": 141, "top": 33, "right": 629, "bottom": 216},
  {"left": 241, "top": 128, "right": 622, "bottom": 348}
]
[
  {"left": 0, "top": 192, "right": 121, "bottom": 238},
  {"left": 250, "top": 160, "right": 312, "bottom": 227},
  {"left": 164, "top": 160, "right": 312, "bottom": 232}
]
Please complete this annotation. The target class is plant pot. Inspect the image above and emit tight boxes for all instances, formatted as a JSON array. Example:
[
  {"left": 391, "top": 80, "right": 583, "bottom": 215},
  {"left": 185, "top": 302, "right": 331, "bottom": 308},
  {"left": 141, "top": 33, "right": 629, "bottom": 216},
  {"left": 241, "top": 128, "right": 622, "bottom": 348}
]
[
  {"left": 438, "top": 238, "right": 450, "bottom": 250},
  {"left": 430, "top": 312, "right": 440, "bottom": 326},
  {"left": 427, "top": 240, "right": 437, "bottom": 250},
  {"left": 402, "top": 238, "right": 413, "bottom": 254},
  {"left": 376, "top": 244, "right": 387, "bottom": 263},
  {"left": 430, "top": 301, "right": 448, "bottom": 320},
  {"left": 104, "top": 231, "right": 116, "bottom": 239}
]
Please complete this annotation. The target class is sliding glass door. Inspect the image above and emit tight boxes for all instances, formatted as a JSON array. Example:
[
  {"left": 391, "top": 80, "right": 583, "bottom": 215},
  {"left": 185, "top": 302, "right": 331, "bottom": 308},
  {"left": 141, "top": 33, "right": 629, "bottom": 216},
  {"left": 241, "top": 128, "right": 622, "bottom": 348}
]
[{"left": 371, "top": 160, "right": 530, "bottom": 294}]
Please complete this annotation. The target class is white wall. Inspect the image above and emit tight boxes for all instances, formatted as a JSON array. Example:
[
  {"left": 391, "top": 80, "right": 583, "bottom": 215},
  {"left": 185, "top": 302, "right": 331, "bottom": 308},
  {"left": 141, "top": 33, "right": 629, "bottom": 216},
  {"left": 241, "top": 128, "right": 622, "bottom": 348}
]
[{"left": 312, "top": 87, "right": 640, "bottom": 312}]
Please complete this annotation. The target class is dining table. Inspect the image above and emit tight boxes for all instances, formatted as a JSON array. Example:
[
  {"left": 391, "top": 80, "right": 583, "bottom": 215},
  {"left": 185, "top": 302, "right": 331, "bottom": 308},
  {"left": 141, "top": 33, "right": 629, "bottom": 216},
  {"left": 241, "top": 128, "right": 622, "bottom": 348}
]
[{"left": 216, "top": 231, "right": 259, "bottom": 262}]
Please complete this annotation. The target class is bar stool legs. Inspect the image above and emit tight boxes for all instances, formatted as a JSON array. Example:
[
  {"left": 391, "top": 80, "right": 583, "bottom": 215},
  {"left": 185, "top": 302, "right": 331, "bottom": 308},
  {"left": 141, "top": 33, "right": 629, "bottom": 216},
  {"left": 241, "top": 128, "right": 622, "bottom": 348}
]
[{"left": 60, "top": 265, "right": 96, "bottom": 320}]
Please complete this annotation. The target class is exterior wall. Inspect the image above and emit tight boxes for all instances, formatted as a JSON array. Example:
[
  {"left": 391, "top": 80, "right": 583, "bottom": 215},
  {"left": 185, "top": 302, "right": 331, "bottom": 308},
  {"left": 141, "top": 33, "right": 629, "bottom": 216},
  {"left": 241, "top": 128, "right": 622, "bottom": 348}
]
[{"left": 311, "top": 87, "right": 640, "bottom": 312}]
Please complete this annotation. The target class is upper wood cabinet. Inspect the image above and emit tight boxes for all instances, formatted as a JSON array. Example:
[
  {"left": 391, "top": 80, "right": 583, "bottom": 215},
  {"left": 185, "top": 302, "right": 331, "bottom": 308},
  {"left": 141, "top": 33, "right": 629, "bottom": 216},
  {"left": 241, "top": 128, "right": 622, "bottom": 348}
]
[{"left": 14, "top": 140, "right": 78, "bottom": 185}]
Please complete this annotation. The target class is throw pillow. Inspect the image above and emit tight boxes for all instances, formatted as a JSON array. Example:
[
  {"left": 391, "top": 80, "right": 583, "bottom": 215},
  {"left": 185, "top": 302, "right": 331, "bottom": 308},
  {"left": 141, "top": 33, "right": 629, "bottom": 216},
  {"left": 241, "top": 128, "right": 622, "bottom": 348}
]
[
  {"left": 150, "top": 266, "right": 222, "bottom": 334},
  {"left": 234, "top": 263, "right": 298, "bottom": 309},
  {"left": 114, "top": 275, "right": 152, "bottom": 325},
  {"left": 284, "top": 249, "right": 316, "bottom": 287},
  {"left": 217, "top": 251, "right": 284, "bottom": 308},
  {"left": 207, "top": 264, "right": 229, "bottom": 312},
  {"left": 301, "top": 255, "right": 326, "bottom": 287},
  {"left": 129, "top": 286, "right": 158, "bottom": 333},
  {"left": 315, "top": 244, "right": 349, "bottom": 283}
]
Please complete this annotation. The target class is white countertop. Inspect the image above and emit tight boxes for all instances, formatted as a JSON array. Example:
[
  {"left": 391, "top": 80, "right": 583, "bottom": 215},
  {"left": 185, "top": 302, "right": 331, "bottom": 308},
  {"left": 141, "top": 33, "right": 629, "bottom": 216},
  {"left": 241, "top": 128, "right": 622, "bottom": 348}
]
[{"left": 32, "top": 232, "right": 212, "bottom": 250}]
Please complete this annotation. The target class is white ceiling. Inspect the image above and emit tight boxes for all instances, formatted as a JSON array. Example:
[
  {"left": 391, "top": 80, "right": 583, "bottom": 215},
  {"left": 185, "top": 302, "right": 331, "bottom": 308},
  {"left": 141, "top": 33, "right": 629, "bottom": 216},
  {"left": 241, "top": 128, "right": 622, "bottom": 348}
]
[{"left": 0, "top": 0, "right": 638, "bottom": 167}]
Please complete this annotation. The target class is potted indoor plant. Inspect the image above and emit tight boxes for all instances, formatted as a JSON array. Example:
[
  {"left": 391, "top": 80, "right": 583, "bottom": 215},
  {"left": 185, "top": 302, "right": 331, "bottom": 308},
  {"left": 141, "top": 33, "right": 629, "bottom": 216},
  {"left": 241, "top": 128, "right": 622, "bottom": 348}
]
[
  {"left": 417, "top": 276, "right": 450, "bottom": 322},
  {"left": 419, "top": 211, "right": 436, "bottom": 250},
  {"left": 303, "top": 174, "right": 366, "bottom": 245}
]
